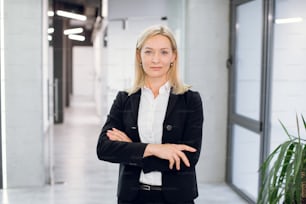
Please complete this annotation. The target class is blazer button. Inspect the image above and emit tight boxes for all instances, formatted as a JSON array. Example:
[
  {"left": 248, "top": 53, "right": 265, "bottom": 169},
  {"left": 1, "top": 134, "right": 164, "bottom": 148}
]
[{"left": 166, "top": 125, "right": 172, "bottom": 131}]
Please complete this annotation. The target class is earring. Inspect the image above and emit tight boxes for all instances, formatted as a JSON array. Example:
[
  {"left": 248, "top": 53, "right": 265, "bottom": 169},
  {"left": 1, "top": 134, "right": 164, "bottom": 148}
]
[{"left": 170, "top": 62, "right": 173, "bottom": 67}]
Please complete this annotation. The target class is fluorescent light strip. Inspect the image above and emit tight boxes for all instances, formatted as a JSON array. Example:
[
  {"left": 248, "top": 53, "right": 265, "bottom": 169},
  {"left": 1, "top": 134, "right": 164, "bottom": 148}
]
[
  {"left": 56, "top": 10, "right": 87, "bottom": 21},
  {"left": 102, "top": 0, "right": 108, "bottom": 17},
  {"left": 48, "top": 11, "right": 54, "bottom": 17},
  {"left": 48, "top": 28, "right": 54, "bottom": 34},
  {"left": 275, "top": 17, "right": 303, "bottom": 24},
  {"left": 64, "top": 28, "right": 83, "bottom": 35},
  {"left": 68, "top": 34, "right": 85, "bottom": 41},
  {"left": 0, "top": 0, "right": 7, "bottom": 189}
]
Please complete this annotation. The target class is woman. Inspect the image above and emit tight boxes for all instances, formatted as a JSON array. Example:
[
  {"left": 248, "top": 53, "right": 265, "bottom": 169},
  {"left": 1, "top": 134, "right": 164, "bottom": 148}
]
[{"left": 96, "top": 25, "right": 204, "bottom": 204}]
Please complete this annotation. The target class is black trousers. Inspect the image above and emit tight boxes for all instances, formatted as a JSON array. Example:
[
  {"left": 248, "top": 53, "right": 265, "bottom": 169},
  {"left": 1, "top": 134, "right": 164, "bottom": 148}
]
[{"left": 118, "top": 189, "right": 195, "bottom": 204}]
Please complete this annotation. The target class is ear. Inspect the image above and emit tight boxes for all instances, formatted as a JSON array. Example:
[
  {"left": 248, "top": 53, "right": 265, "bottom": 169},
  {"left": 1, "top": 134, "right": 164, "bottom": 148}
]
[
  {"left": 171, "top": 52, "right": 177, "bottom": 63},
  {"left": 136, "top": 49, "right": 142, "bottom": 62}
]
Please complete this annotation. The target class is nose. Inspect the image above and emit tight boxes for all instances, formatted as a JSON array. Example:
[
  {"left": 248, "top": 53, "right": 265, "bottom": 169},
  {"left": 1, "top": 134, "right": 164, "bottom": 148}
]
[{"left": 152, "top": 52, "right": 160, "bottom": 63}]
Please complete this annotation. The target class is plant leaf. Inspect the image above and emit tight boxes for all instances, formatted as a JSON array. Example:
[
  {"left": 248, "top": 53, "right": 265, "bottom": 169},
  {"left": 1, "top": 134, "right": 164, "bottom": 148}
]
[
  {"left": 297, "top": 113, "right": 301, "bottom": 142},
  {"left": 279, "top": 119, "right": 293, "bottom": 140},
  {"left": 302, "top": 114, "right": 306, "bottom": 133}
]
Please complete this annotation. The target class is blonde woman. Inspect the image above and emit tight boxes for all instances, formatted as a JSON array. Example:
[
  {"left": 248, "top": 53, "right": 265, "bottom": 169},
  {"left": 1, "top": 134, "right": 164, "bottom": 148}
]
[{"left": 97, "top": 25, "right": 204, "bottom": 204}]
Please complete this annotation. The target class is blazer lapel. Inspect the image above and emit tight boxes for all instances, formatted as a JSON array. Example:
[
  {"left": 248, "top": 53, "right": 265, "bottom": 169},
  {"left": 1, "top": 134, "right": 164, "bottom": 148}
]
[
  {"left": 165, "top": 91, "right": 179, "bottom": 120},
  {"left": 129, "top": 89, "right": 141, "bottom": 123}
]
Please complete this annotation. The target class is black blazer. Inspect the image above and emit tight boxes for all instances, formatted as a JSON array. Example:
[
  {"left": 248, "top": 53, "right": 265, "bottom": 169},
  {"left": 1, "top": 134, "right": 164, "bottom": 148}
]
[{"left": 96, "top": 89, "right": 204, "bottom": 203}]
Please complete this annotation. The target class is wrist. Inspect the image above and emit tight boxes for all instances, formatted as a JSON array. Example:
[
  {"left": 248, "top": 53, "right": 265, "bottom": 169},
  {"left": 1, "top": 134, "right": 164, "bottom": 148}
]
[{"left": 143, "top": 144, "right": 155, "bottom": 157}]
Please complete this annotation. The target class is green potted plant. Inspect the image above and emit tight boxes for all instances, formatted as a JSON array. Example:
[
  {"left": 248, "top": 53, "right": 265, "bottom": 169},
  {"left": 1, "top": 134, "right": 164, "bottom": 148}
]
[{"left": 258, "top": 115, "right": 306, "bottom": 204}]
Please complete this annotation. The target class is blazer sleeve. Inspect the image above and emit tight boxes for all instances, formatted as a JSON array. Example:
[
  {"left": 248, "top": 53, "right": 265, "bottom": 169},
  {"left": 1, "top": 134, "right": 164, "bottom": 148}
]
[
  {"left": 96, "top": 91, "right": 147, "bottom": 166},
  {"left": 142, "top": 91, "right": 204, "bottom": 173}
]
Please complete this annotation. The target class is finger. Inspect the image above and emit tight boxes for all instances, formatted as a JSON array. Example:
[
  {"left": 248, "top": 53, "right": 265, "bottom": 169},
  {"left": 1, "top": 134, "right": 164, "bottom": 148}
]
[
  {"left": 110, "top": 129, "right": 125, "bottom": 140},
  {"left": 107, "top": 130, "right": 116, "bottom": 137},
  {"left": 169, "top": 158, "right": 174, "bottom": 170},
  {"left": 177, "top": 145, "right": 197, "bottom": 152},
  {"left": 174, "top": 154, "right": 181, "bottom": 170},
  {"left": 177, "top": 151, "right": 190, "bottom": 167},
  {"left": 106, "top": 131, "right": 113, "bottom": 138},
  {"left": 107, "top": 132, "right": 121, "bottom": 141},
  {"left": 107, "top": 134, "right": 119, "bottom": 141},
  {"left": 112, "top": 128, "right": 130, "bottom": 141},
  {"left": 111, "top": 128, "right": 122, "bottom": 137},
  {"left": 112, "top": 128, "right": 125, "bottom": 136}
]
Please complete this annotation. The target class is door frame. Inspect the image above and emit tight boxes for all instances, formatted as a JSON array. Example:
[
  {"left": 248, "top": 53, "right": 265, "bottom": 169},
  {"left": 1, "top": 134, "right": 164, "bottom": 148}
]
[
  {"left": 226, "top": 0, "right": 275, "bottom": 202},
  {"left": 0, "top": 0, "right": 3, "bottom": 189}
]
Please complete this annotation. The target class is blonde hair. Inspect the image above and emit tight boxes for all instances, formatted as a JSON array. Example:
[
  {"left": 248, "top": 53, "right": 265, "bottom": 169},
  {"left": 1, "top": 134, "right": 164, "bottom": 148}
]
[{"left": 128, "top": 25, "right": 190, "bottom": 95}]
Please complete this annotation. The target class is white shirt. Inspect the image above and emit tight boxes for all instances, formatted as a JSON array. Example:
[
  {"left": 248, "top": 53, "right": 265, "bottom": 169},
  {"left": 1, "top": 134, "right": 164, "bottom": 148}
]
[{"left": 138, "top": 82, "right": 171, "bottom": 186}]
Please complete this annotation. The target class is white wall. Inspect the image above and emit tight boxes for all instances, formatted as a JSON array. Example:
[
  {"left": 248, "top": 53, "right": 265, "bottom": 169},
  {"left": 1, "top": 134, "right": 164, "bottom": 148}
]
[
  {"left": 93, "top": 23, "right": 109, "bottom": 121},
  {"left": 73, "top": 46, "right": 95, "bottom": 97},
  {"left": 185, "top": 0, "right": 229, "bottom": 183},
  {"left": 108, "top": 0, "right": 167, "bottom": 19},
  {"left": 1, "top": 0, "right": 48, "bottom": 187}
]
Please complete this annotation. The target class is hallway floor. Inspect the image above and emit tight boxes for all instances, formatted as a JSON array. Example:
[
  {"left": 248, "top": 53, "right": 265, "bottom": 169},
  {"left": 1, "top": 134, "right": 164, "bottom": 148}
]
[{"left": 0, "top": 96, "right": 248, "bottom": 204}]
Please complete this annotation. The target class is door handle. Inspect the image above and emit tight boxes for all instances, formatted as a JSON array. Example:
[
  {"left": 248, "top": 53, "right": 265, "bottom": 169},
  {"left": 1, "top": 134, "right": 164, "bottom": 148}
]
[{"left": 226, "top": 57, "right": 233, "bottom": 69}]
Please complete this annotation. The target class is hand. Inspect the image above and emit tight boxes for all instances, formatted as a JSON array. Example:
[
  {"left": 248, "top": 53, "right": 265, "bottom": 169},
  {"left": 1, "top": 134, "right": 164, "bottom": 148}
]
[
  {"left": 144, "top": 144, "right": 196, "bottom": 170},
  {"left": 106, "top": 128, "right": 132, "bottom": 143}
]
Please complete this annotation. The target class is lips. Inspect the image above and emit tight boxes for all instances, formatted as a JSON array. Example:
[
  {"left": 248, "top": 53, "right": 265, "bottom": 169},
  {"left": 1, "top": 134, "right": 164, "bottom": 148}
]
[{"left": 150, "top": 66, "right": 162, "bottom": 70}]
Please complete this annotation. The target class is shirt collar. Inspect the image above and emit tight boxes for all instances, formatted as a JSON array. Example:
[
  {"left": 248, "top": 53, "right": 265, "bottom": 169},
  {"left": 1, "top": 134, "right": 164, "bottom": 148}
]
[{"left": 143, "top": 81, "right": 171, "bottom": 95}]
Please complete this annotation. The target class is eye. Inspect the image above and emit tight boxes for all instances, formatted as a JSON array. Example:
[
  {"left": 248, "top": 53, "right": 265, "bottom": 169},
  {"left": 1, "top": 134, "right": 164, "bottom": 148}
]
[
  {"left": 161, "top": 50, "right": 169, "bottom": 55},
  {"left": 144, "top": 50, "right": 152, "bottom": 55}
]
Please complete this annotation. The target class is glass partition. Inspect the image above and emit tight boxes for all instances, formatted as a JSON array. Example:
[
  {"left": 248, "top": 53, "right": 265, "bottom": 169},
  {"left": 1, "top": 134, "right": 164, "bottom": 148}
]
[
  {"left": 270, "top": 0, "right": 306, "bottom": 151},
  {"left": 235, "top": 0, "right": 262, "bottom": 120},
  {"left": 232, "top": 124, "right": 260, "bottom": 200}
]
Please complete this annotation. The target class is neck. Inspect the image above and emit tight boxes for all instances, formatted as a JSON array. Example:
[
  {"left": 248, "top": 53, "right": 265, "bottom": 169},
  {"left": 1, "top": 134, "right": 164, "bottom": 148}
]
[{"left": 145, "top": 77, "right": 168, "bottom": 97}]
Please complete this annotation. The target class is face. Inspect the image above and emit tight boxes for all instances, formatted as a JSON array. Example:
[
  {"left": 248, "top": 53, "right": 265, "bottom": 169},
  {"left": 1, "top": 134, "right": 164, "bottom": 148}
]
[{"left": 139, "top": 34, "right": 176, "bottom": 82}]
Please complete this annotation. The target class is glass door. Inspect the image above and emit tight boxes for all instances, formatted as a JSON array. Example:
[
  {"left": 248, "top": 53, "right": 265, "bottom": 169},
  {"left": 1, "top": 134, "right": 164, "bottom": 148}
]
[{"left": 227, "top": 0, "right": 264, "bottom": 202}]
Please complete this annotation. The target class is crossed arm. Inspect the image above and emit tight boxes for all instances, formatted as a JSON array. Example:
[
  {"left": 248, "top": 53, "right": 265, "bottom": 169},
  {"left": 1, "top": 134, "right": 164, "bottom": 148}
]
[
  {"left": 96, "top": 91, "right": 204, "bottom": 172},
  {"left": 107, "top": 127, "right": 196, "bottom": 170}
]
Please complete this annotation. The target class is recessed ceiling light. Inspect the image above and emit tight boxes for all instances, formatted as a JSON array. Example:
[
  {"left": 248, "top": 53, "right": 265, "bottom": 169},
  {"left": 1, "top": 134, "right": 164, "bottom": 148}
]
[
  {"left": 68, "top": 34, "right": 85, "bottom": 41},
  {"left": 56, "top": 10, "right": 87, "bottom": 21},
  {"left": 48, "top": 28, "right": 54, "bottom": 34},
  {"left": 275, "top": 17, "right": 303, "bottom": 24},
  {"left": 48, "top": 11, "right": 54, "bottom": 17},
  {"left": 64, "top": 28, "right": 84, "bottom": 35}
]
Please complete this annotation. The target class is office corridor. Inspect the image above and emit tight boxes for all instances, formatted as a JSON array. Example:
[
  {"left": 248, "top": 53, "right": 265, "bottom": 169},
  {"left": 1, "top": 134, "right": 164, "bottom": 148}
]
[{"left": 0, "top": 96, "right": 247, "bottom": 204}]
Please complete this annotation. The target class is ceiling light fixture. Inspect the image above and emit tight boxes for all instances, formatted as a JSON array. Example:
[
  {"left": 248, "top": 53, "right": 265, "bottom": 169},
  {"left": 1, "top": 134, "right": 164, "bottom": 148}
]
[
  {"left": 48, "top": 28, "right": 54, "bottom": 34},
  {"left": 56, "top": 10, "right": 87, "bottom": 21},
  {"left": 64, "top": 28, "right": 84, "bottom": 35},
  {"left": 48, "top": 35, "right": 52, "bottom": 41},
  {"left": 275, "top": 17, "right": 303, "bottom": 24},
  {"left": 48, "top": 11, "right": 54, "bottom": 17},
  {"left": 68, "top": 34, "right": 85, "bottom": 41}
]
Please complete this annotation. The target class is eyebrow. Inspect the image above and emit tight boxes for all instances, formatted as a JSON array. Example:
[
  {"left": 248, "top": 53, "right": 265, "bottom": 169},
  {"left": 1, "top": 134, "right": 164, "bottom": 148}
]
[{"left": 143, "top": 47, "right": 171, "bottom": 50}]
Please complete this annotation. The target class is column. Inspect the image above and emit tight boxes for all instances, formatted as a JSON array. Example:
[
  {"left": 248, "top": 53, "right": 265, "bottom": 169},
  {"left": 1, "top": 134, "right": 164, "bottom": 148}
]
[{"left": 1, "top": 0, "right": 49, "bottom": 187}]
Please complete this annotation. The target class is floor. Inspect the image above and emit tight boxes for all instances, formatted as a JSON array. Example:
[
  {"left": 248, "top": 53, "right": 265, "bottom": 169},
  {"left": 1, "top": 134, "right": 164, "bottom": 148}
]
[{"left": 0, "top": 95, "right": 248, "bottom": 204}]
